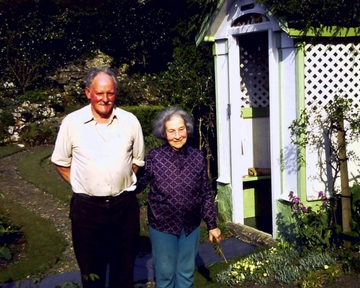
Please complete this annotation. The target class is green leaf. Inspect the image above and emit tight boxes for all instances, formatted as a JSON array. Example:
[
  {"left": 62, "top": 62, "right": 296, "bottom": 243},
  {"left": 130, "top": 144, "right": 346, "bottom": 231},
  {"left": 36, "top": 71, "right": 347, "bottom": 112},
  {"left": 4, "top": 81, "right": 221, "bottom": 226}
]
[{"left": 0, "top": 247, "right": 12, "bottom": 260}]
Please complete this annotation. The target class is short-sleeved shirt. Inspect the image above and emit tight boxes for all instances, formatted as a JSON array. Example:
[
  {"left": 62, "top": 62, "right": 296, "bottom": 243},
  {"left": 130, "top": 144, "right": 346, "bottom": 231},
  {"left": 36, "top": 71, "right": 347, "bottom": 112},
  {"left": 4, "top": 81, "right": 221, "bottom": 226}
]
[
  {"left": 51, "top": 105, "right": 145, "bottom": 196},
  {"left": 137, "top": 144, "right": 217, "bottom": 236}
]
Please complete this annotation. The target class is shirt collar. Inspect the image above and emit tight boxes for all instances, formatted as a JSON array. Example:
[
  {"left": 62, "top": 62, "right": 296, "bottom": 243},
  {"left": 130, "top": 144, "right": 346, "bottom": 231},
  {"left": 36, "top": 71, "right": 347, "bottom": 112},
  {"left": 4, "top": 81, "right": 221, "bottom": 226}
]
[{"left": 82, "top": 104, "right": 117, "bottom": 124}]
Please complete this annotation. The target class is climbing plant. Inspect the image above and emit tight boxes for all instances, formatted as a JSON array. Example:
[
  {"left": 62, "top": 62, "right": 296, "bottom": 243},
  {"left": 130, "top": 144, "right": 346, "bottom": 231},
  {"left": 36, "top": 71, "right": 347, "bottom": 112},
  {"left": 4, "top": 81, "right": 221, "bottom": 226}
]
[{"left": 289, "top": 95, "right": 360, "bottom": 237}]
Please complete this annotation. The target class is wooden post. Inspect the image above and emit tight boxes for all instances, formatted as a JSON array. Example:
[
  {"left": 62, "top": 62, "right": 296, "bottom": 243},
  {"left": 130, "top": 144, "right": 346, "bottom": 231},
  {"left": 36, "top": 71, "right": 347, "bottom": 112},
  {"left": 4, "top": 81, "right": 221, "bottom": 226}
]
[{"left": 338, "top": 118, "right": 351, "bottom": 232}]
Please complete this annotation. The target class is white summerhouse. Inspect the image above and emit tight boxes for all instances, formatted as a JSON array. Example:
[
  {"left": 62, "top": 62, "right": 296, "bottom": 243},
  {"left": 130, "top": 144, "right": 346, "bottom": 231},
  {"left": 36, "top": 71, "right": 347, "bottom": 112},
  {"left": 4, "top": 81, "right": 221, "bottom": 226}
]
[{"left": 196, "top": 0, "right": 360, "bottom": 237}]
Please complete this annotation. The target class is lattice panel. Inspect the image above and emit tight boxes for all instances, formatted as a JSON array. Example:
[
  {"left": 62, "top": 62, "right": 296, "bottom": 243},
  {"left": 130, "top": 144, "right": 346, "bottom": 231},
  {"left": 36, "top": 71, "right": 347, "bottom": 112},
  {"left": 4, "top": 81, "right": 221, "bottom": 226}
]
[
  {"left": 239, "top": 33, "right": 269, "bottom": 108},
  {"left": 305, "top": 42, "right": 360, "bottom": 109}
]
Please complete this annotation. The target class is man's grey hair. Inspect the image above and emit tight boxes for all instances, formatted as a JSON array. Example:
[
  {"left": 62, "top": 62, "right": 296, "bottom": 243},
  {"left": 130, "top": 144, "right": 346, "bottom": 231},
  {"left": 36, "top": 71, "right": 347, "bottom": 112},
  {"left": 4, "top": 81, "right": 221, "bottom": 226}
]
[
  {"left": 85, "top": 67, "right": 119, "bottom": 94},
  {"left": 152, "top": 107, "right": 194, "bottom": 140}
]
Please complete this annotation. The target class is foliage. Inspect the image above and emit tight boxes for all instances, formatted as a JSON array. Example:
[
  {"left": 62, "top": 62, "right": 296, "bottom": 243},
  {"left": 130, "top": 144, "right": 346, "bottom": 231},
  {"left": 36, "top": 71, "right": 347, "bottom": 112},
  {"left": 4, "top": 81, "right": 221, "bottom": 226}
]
[
  {"left": 0, "top": 0, "right": 97, "bottom": 93},
  {"left": 216, "top": 245, "right": 337, "bottom": 286},
  {"left": 0, "top": 203, "right": 20, "bottom": 260},
  {"left": 0, "top": 0, "right": 176, "bottom": 93},
  {"left": 121, "top": 106, "right": 164, "bottom": 137},
  {"left": 19, "top": 122, "right": 58, "bottom": 147},
  {"left": 348, "top": 184, "right": 360, "bottom": 238},
  {"left": 286, "top": 191, "right": 333, "bottom": 253},
  {"left": 116, "top": 73, "right": 162, "bottom": 106},
  {"left": 289, "top": 95, "right": 360, "bottom": 168},
  {"left": 336, "top": 245, "right": 360, "bottom": 275},
  {"left": 95, "top": 0, "right": 174, "bottom": 73},
  {"left": 156, "top": 43, "right": 217, "bottom": 176},
  {"left": 255, "top": 0, "right": 360, "bottom": 32},
  {"left": 0, "top": 110, "right": 15, "bottom": 144},
  {"left": 289, "top": 95, "right": 360, "bottom": 238},
  {"left": 16, "top": 90, "right": 49, "bottom": 104}
]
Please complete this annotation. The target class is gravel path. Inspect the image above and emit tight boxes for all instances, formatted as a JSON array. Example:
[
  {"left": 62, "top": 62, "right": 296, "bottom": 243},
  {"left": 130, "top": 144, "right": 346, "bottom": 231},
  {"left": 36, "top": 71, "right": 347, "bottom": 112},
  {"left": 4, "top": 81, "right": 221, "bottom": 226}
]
[{"left": 0, "top": 147, "right": 79, "bottom": 275}]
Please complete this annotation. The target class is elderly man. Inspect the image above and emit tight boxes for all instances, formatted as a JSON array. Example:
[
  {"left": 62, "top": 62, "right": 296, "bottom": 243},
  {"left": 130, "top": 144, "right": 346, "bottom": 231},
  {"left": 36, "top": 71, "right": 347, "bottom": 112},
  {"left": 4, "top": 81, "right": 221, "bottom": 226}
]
[{"left": 51, "top": 67, "right": 145, "bottom": 288}]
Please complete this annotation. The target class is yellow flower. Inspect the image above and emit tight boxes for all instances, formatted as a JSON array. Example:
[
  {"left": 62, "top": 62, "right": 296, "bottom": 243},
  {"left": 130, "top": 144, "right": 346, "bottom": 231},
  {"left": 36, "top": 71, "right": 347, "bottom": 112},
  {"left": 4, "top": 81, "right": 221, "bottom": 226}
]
[{"left": 324, "top": 265, "right": 329, "bottom": 270}]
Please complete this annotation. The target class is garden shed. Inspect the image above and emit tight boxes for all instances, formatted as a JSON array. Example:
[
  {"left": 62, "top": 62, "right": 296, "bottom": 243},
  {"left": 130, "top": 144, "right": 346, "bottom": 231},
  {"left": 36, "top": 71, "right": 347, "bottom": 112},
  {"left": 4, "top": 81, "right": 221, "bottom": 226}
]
[{"left": 196, "top": 0, "right": 360, "bottom": 237}]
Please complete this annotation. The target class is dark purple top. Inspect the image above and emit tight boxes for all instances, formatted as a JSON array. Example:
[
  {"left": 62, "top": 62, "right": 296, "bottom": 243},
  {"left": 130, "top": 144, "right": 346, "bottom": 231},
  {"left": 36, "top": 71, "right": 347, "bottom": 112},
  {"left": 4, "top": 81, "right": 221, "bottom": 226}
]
[{"left": 137, "top": 144, "right": 217, "bottom": 236}]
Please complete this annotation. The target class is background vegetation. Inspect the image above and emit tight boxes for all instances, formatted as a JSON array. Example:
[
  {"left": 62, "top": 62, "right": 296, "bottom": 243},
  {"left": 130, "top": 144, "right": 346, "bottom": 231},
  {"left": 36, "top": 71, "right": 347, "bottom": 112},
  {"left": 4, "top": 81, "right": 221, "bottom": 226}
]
[{"left": 255, "top": 0, "right": 360, "bottom": 31}]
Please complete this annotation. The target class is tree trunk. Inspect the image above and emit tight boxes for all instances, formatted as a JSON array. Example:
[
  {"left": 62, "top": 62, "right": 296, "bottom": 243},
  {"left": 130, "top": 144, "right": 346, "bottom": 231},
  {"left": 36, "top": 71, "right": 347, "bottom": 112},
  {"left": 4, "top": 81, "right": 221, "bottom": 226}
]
[{"left": 338, "top": 118, "right": 351, "bottom": 232}]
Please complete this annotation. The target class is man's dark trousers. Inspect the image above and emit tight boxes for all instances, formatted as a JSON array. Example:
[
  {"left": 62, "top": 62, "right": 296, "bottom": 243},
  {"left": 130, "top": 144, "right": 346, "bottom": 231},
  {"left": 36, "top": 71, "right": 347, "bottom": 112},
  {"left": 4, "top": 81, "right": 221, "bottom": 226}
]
[{"left": 70, "top": 191, "right": 140, "bottom": 288}]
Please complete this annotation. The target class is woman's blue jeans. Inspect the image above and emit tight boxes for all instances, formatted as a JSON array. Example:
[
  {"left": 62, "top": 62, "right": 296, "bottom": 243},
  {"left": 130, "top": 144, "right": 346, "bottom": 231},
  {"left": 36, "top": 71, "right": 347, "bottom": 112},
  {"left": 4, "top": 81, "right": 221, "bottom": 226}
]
[{"left": 149, "top": 225, "right": 200, "bottom": 288}]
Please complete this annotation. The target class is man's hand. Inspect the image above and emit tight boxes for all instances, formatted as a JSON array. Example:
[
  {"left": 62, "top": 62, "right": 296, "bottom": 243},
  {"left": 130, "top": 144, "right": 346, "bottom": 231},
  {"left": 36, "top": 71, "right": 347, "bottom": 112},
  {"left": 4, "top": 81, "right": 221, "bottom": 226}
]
[{"left": 132, "top": 164, "right": 139, "bottom": 174}]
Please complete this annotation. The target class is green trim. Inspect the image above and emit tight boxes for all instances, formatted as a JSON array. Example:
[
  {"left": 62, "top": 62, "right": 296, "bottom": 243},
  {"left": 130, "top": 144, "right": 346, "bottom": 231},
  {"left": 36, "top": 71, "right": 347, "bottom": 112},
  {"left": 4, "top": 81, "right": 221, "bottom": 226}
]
[
  {"left": 241, "top": 107, "right": 269, "bottom": 118},
  {"left": 195, "top": 0, "right": 226, "bottom": 46},
  {"left": 204, "top": 36, "right": 215, "bottom": 42},
  {"left": 243, "top": 175, "right": 271, "bottom": 182},
  {"left": 288, "top": 26, "right": 360, "bottom": 38},
  {"left": 295, "top": 43, "right": 307, "bottom": 201}
]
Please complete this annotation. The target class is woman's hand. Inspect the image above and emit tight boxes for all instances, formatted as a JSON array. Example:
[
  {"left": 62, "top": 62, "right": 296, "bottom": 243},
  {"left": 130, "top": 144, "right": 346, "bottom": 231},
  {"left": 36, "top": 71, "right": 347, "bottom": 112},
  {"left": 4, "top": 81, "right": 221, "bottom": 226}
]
[{"left": 208, "top": 227, "right": 221, "bottom": 244}]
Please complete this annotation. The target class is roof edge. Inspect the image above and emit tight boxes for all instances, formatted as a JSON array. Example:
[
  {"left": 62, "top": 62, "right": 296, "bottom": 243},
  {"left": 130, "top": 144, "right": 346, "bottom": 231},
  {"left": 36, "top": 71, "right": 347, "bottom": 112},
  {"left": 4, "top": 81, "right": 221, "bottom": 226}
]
[{"left": 195, "top": 0, "right": 227, "bottom": 46}]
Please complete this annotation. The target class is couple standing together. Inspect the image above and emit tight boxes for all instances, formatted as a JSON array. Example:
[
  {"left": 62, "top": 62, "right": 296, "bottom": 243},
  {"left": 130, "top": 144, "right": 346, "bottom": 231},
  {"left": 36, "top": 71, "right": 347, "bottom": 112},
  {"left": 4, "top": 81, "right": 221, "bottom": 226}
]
[{"left": 51, "top": 66, "right": 221, "bottom": 288}]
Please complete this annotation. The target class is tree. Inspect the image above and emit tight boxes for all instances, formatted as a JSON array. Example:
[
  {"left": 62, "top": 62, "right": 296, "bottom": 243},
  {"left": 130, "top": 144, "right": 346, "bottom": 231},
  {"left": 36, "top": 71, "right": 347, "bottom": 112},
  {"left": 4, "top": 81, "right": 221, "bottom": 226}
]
[
  {"left": 289, "top": 95, "right": 360, "bottom": 236},
  {"left": 85, "top": 0, "right": 175, "bottom": 73},
  {"left": 0, "top": 0, "right": 176, "bottom": 93},
  {"left": 255, "top": 0, "right": 360, "bottom": 31},
  {"left": 0, "top": 0, "right": 100, "bottom": 93},
  {"left": 153, "top": 0, "right": 218, "bottom": 179}
]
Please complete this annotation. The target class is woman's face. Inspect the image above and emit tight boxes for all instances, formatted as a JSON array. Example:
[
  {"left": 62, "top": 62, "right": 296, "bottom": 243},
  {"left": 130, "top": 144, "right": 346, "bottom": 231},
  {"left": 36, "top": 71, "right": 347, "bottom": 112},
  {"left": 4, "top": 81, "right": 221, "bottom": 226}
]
[{"left": 165, "top": 115, "right": 187, "bottom": 151}]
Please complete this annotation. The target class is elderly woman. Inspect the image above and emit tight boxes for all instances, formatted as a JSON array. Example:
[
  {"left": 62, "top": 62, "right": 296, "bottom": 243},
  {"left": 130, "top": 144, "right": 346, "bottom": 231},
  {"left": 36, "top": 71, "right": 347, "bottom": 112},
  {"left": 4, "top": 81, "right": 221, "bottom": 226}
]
[{"left": 137, "top": 107, "right": 221, "bottom": 288}]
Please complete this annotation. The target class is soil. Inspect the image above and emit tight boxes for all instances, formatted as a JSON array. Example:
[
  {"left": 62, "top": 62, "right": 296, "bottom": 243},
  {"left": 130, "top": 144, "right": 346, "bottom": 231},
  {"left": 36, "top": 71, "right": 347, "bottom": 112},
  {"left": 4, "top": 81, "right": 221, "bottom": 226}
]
[{"left": 1, "top": 146, "right": 360, "bottom": 287}]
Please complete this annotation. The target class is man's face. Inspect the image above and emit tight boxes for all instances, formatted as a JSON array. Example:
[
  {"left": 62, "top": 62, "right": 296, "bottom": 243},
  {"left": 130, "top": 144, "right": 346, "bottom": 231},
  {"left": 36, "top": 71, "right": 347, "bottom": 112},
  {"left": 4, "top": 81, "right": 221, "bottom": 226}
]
[{"left": 85, "top": 72, "right": 116, "bottom": 122}]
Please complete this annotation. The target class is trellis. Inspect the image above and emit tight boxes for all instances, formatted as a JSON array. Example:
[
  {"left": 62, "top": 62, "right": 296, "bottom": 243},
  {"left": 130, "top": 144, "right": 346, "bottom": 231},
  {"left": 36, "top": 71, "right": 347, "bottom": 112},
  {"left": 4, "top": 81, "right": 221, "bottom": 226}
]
[
  {"left": 239, "top": 32, "right": 270, "bottom": 108},
  {"left": 305, "top": 42, "right": 360, "bottom": 109},
  {"left": 304, "top": 40, "right": 360, "bottom": 199}
]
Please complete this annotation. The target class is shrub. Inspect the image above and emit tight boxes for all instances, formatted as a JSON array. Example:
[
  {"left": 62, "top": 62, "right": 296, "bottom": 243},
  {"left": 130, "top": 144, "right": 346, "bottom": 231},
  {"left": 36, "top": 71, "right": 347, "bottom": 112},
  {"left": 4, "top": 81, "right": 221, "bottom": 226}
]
[
  {"left": 0, "top": 111, "right": 15, "bottom": 144},
  {"left": 121, "top": 106, "right": 164, "bottom": 137},
  {"left": 288, "top": 191, "right": 332, "bottom": 252},
  {"left": 17, "top": 90, "right": 48, "bottom": 104},
  {"left": 277, "top": 191, "right": 333, "bottom": 254},
  {"left": 348, "top": 184, "right": 360, "bottom": 239},
  {"left": 216, "top": 245, "right": 337, "bottom": 287},
  {"left": 19, "top": 121, "right": 58, "bottom": 147},
  {"left": 0, "top": 202, "right": 23, "bottom": 261}
]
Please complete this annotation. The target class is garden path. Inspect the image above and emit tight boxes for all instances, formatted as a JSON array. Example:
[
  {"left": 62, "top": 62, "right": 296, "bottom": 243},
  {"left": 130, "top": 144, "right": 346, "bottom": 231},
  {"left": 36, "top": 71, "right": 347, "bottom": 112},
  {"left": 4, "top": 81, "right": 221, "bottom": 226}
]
[{"left": 0, "top": 146, "right": 78, "bottom": 274}]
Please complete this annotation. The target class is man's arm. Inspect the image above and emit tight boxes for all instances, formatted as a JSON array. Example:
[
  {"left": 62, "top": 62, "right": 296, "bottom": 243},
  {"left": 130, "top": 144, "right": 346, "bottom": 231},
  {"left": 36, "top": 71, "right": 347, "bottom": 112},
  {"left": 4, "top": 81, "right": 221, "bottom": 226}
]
[{"left": 54, "top": 164, "right": 71, "bottom": 185}]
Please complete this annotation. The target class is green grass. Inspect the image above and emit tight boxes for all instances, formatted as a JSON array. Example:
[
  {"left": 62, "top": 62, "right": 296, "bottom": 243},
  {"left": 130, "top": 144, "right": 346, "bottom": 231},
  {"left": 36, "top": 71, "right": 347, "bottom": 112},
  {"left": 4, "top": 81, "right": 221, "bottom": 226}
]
[
  {"left": 0, "top": 198, "right": 66, "bottom": 283},
  {"left": 15, "top": 146, "right": 72, "bottom": 204},
  {"left": 0, "top": 145, "right": 26, "bottom": 158}
]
